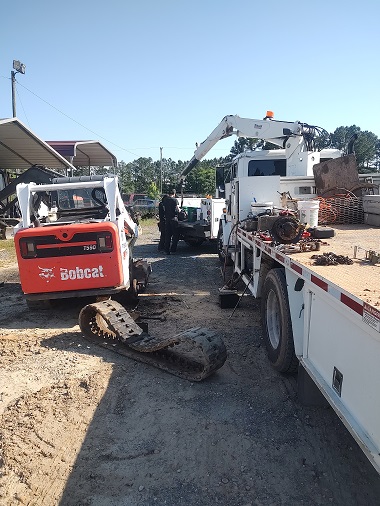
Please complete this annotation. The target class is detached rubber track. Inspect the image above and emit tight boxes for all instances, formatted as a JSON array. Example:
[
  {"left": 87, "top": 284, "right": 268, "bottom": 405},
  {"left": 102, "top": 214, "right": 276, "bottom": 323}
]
[{"left": 78, "top": 299, "right": 227, "bottom": 381}]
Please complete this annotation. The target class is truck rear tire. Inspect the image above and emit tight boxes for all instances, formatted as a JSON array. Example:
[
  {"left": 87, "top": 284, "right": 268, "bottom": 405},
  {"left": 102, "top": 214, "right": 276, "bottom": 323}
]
[{"left": 261, "top": 268, "right": 298, "bottom": 373}]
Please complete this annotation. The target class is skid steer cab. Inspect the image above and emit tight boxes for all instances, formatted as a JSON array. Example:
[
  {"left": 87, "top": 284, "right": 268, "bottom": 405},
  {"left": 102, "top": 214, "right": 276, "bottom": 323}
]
[{"left": 14, "top": 175, "right": 150, "bottom": 308}]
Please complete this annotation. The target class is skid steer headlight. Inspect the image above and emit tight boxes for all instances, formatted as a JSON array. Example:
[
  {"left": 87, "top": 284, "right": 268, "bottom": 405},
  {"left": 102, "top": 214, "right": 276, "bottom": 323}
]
[
  {"left": 97, "top": 233, "right": 113, "bottom": 252},
  {"left": 19, "top": 238, "right": 37, "bottom": 258}
]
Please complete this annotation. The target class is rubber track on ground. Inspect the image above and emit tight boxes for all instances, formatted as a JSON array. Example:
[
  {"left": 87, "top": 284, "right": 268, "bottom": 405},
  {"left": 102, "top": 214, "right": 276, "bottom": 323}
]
[{"left": 78, "top": 299, "right": 227, "bottom": 381}]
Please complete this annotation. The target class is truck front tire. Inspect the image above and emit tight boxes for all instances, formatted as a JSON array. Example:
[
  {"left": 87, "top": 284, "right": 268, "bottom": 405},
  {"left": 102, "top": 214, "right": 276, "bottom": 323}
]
[
  {"left": 261, "top": 268, "right": 298, "bottom": 373},
  {"left": 184, "top": 238, "right": 205, "bottom": 247}
]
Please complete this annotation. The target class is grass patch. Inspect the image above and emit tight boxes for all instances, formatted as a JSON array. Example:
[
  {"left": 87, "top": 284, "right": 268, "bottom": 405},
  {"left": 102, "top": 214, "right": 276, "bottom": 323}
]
[
  {"left": 0, "top": 238, "right": 17, "bottom": 267},
  {"left": 139, "top": 217, "right": 158, "bottom": 227}
]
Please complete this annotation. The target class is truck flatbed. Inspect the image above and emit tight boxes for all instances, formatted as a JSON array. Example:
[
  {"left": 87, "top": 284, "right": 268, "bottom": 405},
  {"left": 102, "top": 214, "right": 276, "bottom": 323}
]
[
  {"left": 288, "top": 225, "right": 380, "bottom": 308},
  {"left": 238, "top": 223, "right": 380, "bottom": 313}
]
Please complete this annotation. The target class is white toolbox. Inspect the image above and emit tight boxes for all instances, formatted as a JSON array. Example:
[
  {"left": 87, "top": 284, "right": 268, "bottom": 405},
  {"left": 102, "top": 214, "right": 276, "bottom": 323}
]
[
  {"left": 363, "top": 195, "right": 380, "bottom": 214},
  {"left": 363, "top": 195, "right": 380, "bottom": 226}
]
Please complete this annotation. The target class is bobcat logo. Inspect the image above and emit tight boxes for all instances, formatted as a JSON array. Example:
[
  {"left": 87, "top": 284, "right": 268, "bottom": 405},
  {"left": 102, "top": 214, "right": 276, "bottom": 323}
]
[
  {"left": 38, "top": 267, "right": 55, "bottom": 281},
  {"left": 60, "top": 265, "right": 104, "bottom": 280}
]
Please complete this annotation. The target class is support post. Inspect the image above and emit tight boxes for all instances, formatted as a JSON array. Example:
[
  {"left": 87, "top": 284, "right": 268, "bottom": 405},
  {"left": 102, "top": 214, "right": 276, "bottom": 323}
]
[
  {"left": 11, "top": 71, "right": 16, "bottom": 117},
  {"left": 160, "top": 147, "right": 163, "bottom": 194}
]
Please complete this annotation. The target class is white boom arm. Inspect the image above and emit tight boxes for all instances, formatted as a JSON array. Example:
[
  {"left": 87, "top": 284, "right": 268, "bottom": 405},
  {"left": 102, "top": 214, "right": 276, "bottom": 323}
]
[{"left": 180, "top": 114, "right": 310, "bottom": 181}]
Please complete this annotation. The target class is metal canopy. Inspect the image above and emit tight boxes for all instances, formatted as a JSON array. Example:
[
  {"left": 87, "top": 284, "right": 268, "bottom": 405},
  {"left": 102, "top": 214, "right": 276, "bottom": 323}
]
[
  {"left": 0, "top": 118, "right": 75, "bottom": 171},
  {"left": 46, "top": 140, "right": 117, "bottom": 168}
]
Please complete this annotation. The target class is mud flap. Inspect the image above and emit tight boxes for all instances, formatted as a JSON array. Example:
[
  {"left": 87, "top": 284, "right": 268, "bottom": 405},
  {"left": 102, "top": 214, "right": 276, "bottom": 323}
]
[{"left": 297, "top": 364, "right": 329, "bottom": 407}]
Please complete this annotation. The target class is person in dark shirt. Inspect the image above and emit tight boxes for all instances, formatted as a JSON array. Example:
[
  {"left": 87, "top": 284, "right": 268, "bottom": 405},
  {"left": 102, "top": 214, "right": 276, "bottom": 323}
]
[
  {"left": 157, "top": 194, "right": 168, "bottom": 251},
  {"left": 164, "top": 190, "right": 179, "bottom": 255}
]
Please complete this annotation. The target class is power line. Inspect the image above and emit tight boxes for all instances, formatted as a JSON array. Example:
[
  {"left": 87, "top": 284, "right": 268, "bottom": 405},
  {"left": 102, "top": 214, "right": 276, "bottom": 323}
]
[
  {"left": 15, "top": 86, "right": 31, "bottom": 128},
  {"left": 2, "top": 75, "right": 233, "bottom": 157},
  {"left": 15, "top": 79, "right": 140, "bottom": 157}
]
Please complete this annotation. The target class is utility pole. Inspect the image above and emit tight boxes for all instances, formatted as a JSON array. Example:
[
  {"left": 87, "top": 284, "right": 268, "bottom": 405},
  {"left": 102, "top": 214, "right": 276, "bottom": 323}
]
[
  {"left": 11, "top": 60, "right": 26, "bottom": 117},
  {"left": 160, "top": 147, "right": 163, "bottom": 194}
]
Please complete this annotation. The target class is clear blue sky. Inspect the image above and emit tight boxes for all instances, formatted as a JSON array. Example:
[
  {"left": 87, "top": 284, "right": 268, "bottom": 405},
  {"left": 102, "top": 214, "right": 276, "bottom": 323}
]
[{"left": 1, "top": 0, "right": 379, "bottom": 165}]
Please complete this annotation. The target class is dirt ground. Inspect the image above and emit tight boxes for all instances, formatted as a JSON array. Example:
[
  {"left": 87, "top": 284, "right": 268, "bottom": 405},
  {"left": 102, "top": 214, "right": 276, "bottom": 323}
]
[{"left": 1, "top": 222, "right": 380, "bottom": 506}]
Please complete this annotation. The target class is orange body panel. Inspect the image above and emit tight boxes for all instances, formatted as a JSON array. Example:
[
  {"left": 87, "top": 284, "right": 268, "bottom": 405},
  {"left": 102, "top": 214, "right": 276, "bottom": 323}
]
[{"left": 15, "top": 222, "right": 123, "bottom": 295}]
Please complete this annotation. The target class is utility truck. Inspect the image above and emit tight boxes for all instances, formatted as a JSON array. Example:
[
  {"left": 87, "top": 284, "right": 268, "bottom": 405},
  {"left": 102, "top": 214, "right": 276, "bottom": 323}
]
[
  {"left": 181, "top": 112, "right": 380, "bottom": 473},
  {"left": 176, "top": 195, "right": 225, "bottom": 247}
]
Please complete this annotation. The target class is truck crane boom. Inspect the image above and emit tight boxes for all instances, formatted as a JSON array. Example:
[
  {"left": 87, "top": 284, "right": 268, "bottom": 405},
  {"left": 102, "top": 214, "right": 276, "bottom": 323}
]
[{"left": 179, "top": 112, "right": 325, "bottom": 181}]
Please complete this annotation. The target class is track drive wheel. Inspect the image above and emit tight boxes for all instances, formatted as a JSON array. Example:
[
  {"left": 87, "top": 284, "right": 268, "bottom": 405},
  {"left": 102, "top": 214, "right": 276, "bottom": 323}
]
[{"left": 261, "top": 268, "right": 298, "bottom": 373}]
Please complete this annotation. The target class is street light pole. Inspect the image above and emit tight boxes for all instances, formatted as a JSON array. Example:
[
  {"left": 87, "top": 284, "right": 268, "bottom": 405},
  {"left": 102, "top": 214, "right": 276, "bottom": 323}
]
[
  {"left": 11, "top": 71, "right": 17, "bottom": 117},
  {"left": 11, "top": 60, "right": 26, "bottom": 118},
  {"left": 160, "top": 147, "right": 163, "bottom": 194}
]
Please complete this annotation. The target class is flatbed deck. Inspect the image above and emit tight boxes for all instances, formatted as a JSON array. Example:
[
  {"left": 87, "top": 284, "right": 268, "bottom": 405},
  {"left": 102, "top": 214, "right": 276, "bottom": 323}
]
[{"left": 288, "top": 225, "right": 380, "bottom": 308}]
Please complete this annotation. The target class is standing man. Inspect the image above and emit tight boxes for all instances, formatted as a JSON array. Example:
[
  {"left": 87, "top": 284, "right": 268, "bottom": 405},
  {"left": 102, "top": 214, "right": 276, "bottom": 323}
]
[
  {"left": 164, "top": 189, "right": 179, "bottom": 255},
  {"left": 157, "top": 194, "right": 168, "bottom": 251}
]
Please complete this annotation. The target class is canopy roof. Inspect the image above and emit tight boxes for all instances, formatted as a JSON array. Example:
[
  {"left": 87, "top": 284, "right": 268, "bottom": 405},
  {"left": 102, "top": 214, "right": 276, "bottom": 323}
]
[
  {"left": 46, "top": 140, "right": 117, "bottom": 168},
  {"left": 0, "top": 118, "right": 75, "bottom": 171}
]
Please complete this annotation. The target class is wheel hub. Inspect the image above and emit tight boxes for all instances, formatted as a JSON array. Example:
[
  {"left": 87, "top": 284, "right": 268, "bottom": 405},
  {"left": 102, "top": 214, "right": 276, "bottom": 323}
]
[{"left": 266, "top": 289, "right": 280, "bottom": 349}]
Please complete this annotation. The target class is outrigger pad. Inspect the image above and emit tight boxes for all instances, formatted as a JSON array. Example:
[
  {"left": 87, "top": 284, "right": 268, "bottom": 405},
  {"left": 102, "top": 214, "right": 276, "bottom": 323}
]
[
  {"left": 308, "top": 226, "right": 335, "bottom": 239},
  {"left": 78, "top": 299, "right": 227, "bottom": 381},
  {"left": 218, "top": 288, "right": 239, "bottom": 309}
]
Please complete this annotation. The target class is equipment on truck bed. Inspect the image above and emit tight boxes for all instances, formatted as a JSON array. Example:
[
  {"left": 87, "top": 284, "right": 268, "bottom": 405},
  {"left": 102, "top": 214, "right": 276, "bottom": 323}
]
[
  {"left": 183, "top": 111, "right": 380, "bottom": 473},
  {"left": 14, "top": 174, "right": 227, "bottom": 380}
]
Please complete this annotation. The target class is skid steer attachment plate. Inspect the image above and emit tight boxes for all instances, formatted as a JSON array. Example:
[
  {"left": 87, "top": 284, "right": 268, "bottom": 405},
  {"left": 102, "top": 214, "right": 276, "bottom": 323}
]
[{"left": 78, "top": 299, "right": 227, "bottom": 381}]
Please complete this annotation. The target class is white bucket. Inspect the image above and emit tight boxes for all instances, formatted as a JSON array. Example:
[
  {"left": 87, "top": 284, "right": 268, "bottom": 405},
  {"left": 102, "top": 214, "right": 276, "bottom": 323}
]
[
  {"left": 297, "top": 200, "right": 320, "bottom": 227},
  {"left": 251, "top": 201, "right": 273, "bottom": 217}
]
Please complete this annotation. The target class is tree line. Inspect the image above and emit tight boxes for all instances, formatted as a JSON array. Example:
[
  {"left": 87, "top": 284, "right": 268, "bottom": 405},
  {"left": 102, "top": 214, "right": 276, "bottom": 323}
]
[{"left": 79, "top": 125, "right": 380, "bottom": 199}]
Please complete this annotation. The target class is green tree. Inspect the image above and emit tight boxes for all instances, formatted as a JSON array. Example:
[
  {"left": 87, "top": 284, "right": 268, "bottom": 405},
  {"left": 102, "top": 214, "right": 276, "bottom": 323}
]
[
  {"left": 353, "top": 131, "right": 378, "bottom": 171},
  {"left": 157, "top": 158, "right": 182, "bottom": 194},
  {"left": 330, "top": 126, "right": 378, "bottom": 171},
  {"left": 114, "top": 161, "right": 133, "bottom": 194},
  {"left": 261, "top": 141, "right": 282, "bottom": 151},
  {"left": 375, "top": 141, "right": 380, "bottom": 172},
  {"left": 147, "top": 182, "right": 160, "bottom": 200},
  {"left": 330, "top": 125, "right": 358, "bottom": 151},
  {"left": 185, "top": 165, "right": 216, "bottom": 195},
  {"left": 229, "top": 137, "right": 261, "bottom": 158}
]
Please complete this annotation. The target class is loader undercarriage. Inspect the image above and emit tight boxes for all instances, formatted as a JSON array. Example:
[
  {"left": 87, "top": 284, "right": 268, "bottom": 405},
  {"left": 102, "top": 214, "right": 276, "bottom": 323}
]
[{"left": 78, "top": 299, "right": 227, "bottom": 381}]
